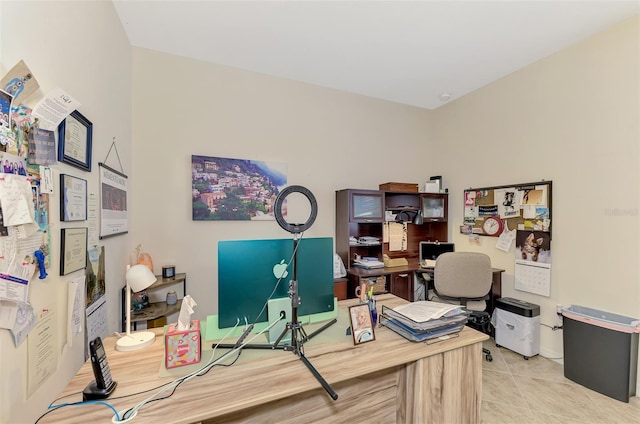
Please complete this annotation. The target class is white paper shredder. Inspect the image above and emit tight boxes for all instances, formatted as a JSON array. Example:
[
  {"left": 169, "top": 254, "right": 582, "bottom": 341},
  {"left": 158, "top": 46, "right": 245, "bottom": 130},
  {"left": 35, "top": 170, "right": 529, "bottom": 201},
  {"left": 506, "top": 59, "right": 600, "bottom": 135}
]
[{"left": 492, "top": 297, "right": 540, "bottom": 359}]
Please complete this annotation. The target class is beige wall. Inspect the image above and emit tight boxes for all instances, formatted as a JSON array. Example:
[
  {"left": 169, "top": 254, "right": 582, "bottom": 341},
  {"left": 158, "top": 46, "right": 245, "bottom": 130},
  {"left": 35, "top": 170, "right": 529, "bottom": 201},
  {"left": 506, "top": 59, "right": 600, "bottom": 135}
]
[
  {"left": 0, "top": 2, "right": 132, "bottom": 423},
  {"left": 431, "top": 16, "right": 639, "bottom": 362},
  {"left": 130, "top": 48, "right": 431, "bottom": 320}
]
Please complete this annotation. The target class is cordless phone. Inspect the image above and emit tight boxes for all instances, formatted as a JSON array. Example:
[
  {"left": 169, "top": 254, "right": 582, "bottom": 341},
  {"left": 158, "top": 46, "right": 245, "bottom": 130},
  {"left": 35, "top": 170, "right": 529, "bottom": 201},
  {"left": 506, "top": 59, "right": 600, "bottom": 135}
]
[
  {"left": 83, "top": 337, "right": 117, "bottom": 400},
  {"left": 90, "top": 337, "right": 113, "bottom": 389}
]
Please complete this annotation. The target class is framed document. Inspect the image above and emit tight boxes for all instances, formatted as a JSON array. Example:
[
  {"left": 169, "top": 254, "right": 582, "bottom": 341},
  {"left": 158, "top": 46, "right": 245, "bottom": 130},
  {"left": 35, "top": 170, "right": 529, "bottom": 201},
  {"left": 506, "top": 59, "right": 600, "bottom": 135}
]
[
  {"left": 58, "top": 110, "right": 92, "bottom": 171},
  {"left": 60, "top": 174, "right": 87, "bottom": 221},
  {"left": 60, "top": 227, "right": 87, "bottom": 275}
]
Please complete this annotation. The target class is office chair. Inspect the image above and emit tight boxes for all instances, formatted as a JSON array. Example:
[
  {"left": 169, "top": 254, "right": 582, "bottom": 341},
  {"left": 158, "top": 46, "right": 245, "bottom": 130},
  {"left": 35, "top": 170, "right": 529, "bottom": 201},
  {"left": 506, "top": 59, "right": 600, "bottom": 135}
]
[{"left": 429, "top": 252, "right": 493, "bottom": 362}]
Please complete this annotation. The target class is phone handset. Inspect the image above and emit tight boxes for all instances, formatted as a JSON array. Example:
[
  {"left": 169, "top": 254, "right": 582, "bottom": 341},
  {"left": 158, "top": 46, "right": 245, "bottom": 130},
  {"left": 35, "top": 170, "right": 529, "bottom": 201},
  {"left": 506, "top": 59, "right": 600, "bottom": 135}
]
[{"left": 83, "top": 337, "right": 118, "bottom": 400}]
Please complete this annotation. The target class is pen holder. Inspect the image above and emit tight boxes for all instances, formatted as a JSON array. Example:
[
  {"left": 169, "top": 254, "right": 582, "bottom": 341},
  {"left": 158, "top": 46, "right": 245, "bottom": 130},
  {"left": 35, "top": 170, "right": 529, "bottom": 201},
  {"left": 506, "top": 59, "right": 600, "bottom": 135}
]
[{"left": 370, "top": 306, "right": 378, "bottom": 326}]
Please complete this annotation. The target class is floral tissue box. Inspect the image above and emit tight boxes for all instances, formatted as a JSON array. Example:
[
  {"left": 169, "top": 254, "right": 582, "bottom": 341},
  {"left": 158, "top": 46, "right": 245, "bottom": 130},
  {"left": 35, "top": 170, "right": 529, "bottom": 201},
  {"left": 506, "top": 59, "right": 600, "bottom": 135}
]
[{"left": 165, "top": 320, "right": 201, "bottom": 369}]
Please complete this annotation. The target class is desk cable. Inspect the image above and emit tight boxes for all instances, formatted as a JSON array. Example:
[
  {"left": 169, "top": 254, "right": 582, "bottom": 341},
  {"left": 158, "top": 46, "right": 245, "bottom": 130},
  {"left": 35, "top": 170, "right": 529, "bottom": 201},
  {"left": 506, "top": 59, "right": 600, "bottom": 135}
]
[
  {"left": 119, "top": 318, "right": 242, "bottom": 421},
  {"left": 36, "top": 318, "right": 266, "bottom": 423},
  {"left": 120, "top": 317, "right": 282, "bottom": 422},
  {"left": 36, "top": 374, "right": 201, "bottom": 424}
]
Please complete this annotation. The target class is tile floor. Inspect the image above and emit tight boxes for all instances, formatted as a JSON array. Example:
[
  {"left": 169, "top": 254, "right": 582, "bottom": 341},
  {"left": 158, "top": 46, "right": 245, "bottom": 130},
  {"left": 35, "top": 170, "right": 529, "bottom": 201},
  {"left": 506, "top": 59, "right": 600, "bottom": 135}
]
[{"left": 480, "top": 339, "right": 640, "bottom": 424}]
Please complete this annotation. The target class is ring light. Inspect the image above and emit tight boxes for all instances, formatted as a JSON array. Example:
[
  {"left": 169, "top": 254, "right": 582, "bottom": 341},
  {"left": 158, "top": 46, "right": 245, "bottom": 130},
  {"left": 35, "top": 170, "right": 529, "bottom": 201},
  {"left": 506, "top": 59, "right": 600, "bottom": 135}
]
[{"left": 274, "top": 185, "right": 317, "bottom": 234}]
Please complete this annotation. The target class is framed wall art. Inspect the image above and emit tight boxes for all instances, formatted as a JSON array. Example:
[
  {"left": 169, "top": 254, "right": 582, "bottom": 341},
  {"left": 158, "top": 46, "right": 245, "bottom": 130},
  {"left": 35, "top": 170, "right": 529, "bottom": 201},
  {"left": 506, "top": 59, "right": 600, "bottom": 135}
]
[
  {"left": 60, "top": 174, "right": 87, "bottom": 222},
  {"left": 191, "top": 155, "right": 287, "bottom": 221},
  {"left": 58, "top": 110, "right": 92, "bottom": 171},
  {"left": 99, "top": 162, "right": 128, "bottom": 239},
  {"left": 60, "top": 227, "right": 87, "bottom": 275}
]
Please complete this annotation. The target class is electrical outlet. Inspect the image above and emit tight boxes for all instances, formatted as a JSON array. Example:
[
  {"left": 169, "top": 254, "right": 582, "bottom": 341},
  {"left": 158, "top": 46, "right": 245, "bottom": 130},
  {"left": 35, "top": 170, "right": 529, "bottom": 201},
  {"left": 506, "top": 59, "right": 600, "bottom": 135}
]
[{"left": 556, "top": 304, "right": 563, "bottom": 318}]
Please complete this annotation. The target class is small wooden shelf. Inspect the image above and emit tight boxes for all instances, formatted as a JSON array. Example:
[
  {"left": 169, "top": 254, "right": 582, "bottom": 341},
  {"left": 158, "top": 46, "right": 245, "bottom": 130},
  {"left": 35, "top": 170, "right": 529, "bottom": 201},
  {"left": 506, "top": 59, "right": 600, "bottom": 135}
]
[
  {"left": 121, "top": 272, "right": 187, "bottom": 331},
  {"left": 149, "top": 273, "right": 186, "bottom": 290},
  {"left": 386, "top": 206, "right": 419, "bottom": 211},
  {"left": 131, "top": 298, "right": 183, "bottom": 323}
]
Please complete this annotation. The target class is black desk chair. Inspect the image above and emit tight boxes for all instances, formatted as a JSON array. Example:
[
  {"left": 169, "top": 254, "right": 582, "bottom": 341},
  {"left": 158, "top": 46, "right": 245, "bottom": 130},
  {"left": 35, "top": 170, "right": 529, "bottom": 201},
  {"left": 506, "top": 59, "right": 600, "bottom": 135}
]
[{"left": 428, "top": 252, "right": 493, "bottom": 362}]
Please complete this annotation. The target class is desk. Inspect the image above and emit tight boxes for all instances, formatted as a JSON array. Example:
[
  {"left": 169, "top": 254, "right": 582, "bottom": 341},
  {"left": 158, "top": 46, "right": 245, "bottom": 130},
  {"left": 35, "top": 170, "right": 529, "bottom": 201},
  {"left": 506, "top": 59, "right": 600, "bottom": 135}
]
[
  {"left": 348, "top": 260, "right": 504, "bottom": 310},
  {"left": 43, "top": 295, "right": 488, "bottom": 424}
]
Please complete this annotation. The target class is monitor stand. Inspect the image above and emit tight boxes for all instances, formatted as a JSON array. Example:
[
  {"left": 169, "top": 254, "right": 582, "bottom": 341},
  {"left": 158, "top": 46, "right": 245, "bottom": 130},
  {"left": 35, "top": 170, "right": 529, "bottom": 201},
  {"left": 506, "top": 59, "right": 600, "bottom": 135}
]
[{"left": 215, "top": 236, "right": 338, "bottom": 400}]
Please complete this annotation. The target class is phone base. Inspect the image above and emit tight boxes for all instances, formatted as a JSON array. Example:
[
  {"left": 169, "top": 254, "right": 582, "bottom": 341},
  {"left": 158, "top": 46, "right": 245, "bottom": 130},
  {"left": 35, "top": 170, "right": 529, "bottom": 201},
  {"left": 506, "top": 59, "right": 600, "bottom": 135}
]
[{"left": 83, "top": 380, "right": 117, "bottom": 401}]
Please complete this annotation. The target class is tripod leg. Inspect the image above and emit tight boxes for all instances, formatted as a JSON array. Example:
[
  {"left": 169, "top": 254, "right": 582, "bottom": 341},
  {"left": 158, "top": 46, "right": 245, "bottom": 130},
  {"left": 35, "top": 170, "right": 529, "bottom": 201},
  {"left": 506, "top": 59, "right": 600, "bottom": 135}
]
[
  {"left": 300, "top": 318, "right": 337, "bottom": 343},
  {"left": 273, "top": 321, "right": 293, "bottom": 348},
  {"left": 299, "top": 354, "right": 338, "bottom": 400}
]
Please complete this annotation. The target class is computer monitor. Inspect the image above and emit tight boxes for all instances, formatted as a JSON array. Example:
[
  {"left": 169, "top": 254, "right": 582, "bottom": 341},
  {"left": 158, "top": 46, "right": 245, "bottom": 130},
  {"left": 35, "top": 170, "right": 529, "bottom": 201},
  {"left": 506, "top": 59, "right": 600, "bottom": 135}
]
[
  {"left": 217, "top": 237, "right": 335, "bottom": 329},
  {"left": 419, "top": 241, "right": 455, "bottom": 267}
]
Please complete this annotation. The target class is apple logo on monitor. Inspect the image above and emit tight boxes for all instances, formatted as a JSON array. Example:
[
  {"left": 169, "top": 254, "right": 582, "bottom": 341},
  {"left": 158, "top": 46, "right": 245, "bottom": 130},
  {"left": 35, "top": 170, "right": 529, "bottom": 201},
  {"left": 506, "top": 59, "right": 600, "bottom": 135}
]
[{"left": 273, "top": 259, "right": 289, "bottom": 280}]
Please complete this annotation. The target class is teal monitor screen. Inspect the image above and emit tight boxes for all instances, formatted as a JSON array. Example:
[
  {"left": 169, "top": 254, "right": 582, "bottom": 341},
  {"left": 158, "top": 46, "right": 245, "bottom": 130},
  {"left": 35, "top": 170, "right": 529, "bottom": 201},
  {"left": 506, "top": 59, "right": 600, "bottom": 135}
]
[{"left": 218, "top": 237, "right": 335, "bottom": 329}]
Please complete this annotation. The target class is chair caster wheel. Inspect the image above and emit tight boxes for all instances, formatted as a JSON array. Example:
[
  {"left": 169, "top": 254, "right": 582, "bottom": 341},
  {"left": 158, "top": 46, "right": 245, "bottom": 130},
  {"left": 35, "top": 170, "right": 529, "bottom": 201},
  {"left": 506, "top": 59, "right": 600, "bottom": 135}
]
[
  {"left": 523, "top": 356, "right": 529, "bottom": 360},
  {"left": 485, "top": 354, "right": 493, "bottom": 362}
]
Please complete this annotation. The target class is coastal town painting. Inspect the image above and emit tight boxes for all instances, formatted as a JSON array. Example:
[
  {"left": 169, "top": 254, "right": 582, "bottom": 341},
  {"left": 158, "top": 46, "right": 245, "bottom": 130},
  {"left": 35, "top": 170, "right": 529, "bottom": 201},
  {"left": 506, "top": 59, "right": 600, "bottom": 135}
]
[{"left": 191, "top": 155, "right": 287, "bottom": 221}]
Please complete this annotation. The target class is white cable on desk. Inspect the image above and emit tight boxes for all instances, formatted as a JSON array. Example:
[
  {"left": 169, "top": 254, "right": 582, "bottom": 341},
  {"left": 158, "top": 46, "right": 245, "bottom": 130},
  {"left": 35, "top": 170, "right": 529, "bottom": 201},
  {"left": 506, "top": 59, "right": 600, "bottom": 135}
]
[
  {"left": 119, "top": 319, "right": 241, "bottom": 421},
  {"left": 117, "top": 318, "right": 282, "bottom": 422}
]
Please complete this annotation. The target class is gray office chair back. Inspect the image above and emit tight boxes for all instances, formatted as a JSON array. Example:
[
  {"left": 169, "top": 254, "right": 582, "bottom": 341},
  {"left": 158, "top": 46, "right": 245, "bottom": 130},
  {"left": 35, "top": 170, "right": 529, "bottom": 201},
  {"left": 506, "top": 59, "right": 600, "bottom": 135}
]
[{"left": 433, "top": 252, "right": 492, "bottom": 311}]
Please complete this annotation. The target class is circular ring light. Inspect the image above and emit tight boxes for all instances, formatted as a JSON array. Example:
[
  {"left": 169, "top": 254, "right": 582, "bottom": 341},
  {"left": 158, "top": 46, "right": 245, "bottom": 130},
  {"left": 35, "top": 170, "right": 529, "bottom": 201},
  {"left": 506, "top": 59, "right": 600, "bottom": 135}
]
[{"left": 274, "top": 185, "right": 317, "bottom": 234}]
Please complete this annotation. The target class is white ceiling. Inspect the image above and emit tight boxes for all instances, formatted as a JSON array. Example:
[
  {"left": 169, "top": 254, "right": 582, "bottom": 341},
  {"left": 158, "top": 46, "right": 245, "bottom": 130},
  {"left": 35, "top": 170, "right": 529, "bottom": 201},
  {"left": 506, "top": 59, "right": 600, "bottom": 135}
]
[{"left": 112, "top": 0, "right": 639, "bottom": 110}]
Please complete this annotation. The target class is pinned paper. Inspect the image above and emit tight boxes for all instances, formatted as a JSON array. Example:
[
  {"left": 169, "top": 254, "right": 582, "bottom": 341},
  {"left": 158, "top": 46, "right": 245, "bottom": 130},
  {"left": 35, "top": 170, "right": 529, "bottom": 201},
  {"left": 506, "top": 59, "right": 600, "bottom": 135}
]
[
  {"left": 31, "top": 88, "right": 80, "bottom": 130},
  {"left": 0, "top": 174, "right": 35, "bottom": 226}
]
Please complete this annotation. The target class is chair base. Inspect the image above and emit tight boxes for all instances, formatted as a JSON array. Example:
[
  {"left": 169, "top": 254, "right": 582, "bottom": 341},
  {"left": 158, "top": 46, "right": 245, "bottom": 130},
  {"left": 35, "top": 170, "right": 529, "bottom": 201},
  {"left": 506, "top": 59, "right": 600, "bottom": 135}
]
[
  {"left": 468, "top": 312, "right": 493, "bottom": 362},
  {"left": 483, "top": 347, "right": 492, "bottom": 362}
]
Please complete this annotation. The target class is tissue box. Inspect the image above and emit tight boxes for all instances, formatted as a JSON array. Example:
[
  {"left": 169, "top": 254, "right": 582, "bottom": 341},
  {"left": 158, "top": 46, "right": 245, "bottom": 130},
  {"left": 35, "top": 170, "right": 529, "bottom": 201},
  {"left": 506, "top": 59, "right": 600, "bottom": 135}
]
[{"left": 165, "top": 320, "right": 201, "bottom": 369}]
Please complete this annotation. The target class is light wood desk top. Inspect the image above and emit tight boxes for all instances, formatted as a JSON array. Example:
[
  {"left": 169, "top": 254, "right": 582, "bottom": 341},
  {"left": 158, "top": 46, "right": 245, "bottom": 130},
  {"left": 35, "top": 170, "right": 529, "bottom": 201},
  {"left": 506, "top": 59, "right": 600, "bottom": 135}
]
[{"left": 42, "top": 295, "right": 488, "bottom": 424}]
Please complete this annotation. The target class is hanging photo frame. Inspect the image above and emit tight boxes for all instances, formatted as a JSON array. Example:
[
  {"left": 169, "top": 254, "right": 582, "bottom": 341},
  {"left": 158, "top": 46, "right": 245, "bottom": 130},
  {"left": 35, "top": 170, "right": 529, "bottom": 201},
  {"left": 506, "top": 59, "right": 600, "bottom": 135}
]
[{"left": 99, "top": 162, "right": 128, "bottom": 239}]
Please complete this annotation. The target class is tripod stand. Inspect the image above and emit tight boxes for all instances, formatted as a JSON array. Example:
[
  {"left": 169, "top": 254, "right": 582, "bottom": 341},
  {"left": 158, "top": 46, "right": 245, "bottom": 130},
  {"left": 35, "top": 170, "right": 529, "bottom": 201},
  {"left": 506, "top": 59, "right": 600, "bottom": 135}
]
[{"left": 217, "top": 235, "right": 338, "bottom": 400}]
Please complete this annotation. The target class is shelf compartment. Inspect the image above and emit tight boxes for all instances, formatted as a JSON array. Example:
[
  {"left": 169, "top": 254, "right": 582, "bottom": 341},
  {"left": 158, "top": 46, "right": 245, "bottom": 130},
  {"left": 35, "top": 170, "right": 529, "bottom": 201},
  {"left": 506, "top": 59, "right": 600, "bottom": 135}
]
[{"left": 131, "top": 299, "right": 183, "bottom": 323}]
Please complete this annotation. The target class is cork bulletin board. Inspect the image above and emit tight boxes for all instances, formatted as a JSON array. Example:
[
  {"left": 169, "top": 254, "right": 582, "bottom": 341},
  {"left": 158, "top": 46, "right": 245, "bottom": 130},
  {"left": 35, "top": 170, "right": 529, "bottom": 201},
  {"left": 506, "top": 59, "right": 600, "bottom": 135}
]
[
  {"left": 461, "top": 180, "right": 552, "bottom": 237},
  {"left": 463, "top": 180, "right": 553, "bottom": 297}
]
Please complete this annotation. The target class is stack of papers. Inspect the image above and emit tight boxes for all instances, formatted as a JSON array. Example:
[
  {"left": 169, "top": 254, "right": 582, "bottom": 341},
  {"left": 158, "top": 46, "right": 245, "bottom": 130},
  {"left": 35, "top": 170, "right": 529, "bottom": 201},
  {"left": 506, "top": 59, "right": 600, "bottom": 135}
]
[
  {"left": 380, "top": 301, "right": 469, "bottom": 342},
  {"left": 393, "top": 301, "right": 465, "bottom": 321},
  {"left": 357, "top": 236, "right": 380, "bottom": 245},
  {"left": 353, "top": 258, "right": 385, "bottom": 269}
]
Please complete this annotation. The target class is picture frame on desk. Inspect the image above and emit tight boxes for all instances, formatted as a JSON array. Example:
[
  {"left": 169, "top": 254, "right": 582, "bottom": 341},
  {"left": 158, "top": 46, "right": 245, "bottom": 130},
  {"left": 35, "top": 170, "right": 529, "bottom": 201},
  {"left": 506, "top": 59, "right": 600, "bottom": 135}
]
[
  {"left": 349, "top": 304, "right": 375, "bottom": 345},
  {"left": 57, "top": 110, "right": 92, "bottom": 172}
]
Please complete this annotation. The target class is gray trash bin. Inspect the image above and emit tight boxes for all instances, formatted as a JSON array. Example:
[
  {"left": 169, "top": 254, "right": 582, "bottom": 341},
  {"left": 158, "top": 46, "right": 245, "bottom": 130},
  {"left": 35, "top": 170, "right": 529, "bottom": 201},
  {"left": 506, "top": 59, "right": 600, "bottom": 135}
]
[{"left": 562, "top": 305, "right": 640, "bottom": 402}]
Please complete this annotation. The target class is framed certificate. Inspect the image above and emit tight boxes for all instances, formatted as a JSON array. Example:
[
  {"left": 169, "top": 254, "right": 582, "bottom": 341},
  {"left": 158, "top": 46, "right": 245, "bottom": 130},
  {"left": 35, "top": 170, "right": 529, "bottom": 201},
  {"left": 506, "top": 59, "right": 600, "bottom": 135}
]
[
  {"left": 60, "top": 227, "right": 87, "bottom": 275},
  {"left": 58, "top": 110, "right": 92, "bottom": 171},
  {"left": 60, "top": 174, "right": 87, "bottom": 221}
]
